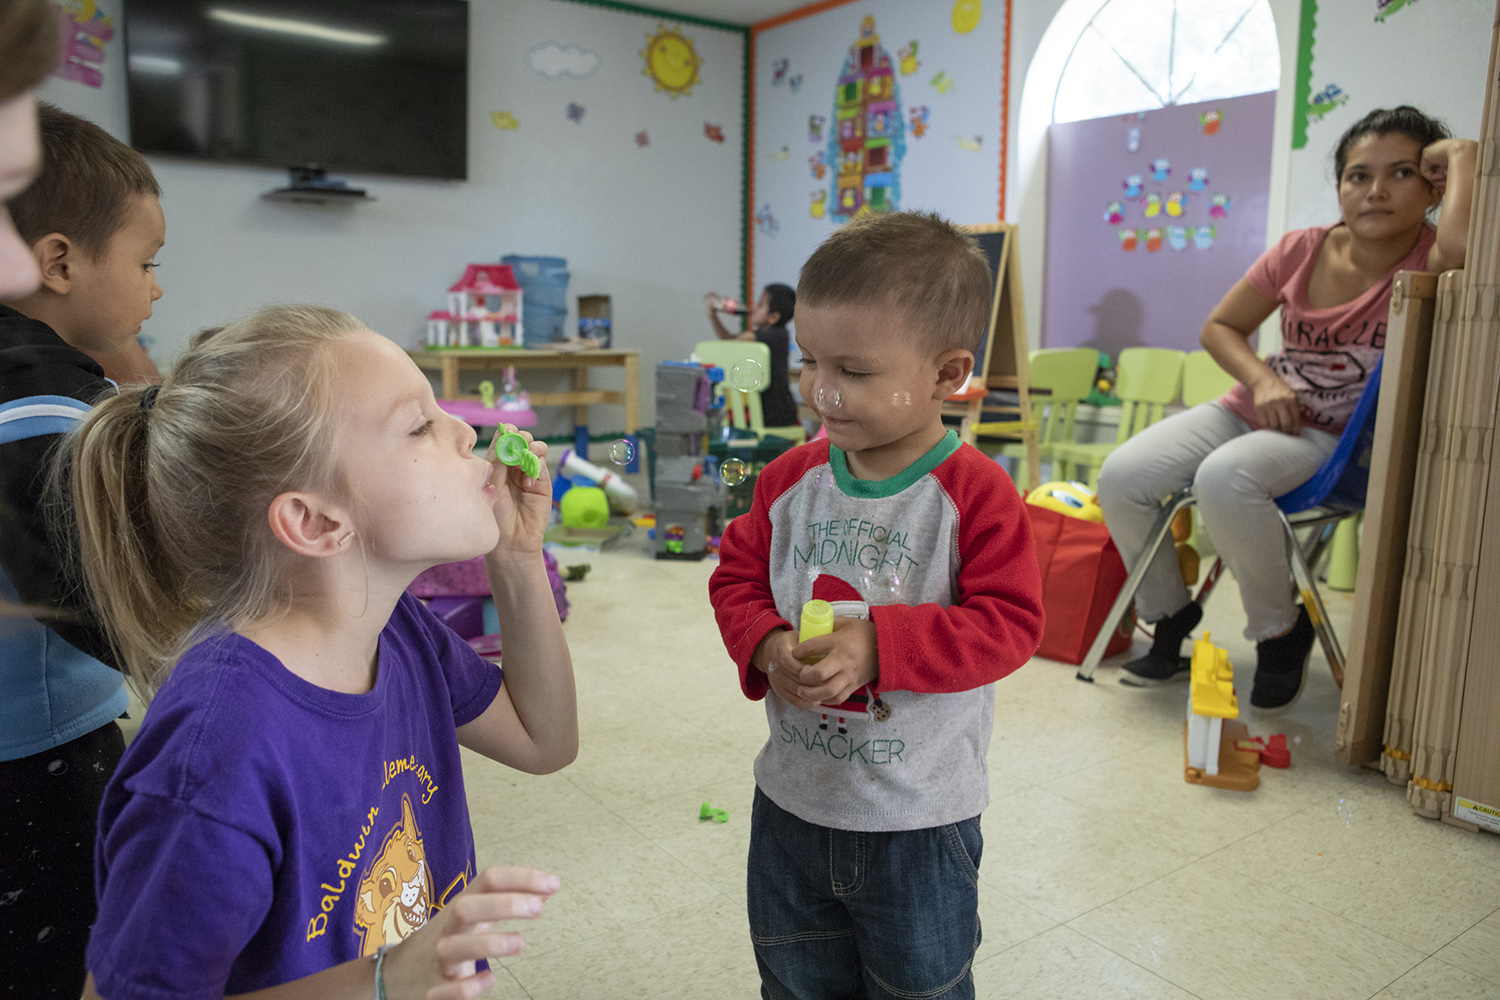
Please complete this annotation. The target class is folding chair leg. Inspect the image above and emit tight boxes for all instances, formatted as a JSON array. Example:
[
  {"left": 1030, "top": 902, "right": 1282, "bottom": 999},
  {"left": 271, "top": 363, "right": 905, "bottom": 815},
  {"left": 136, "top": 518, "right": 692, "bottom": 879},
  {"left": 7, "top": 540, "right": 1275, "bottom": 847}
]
[
  {"left": 1278, "top": 510, "right": 1346, "bottom": 688},
  {"left": 1194, "top": 557, "right": 1224, "bottom": 605},
  {"left": 1077, "top": 488, "right": 1195, "bottom": 682},
  {"left": 1303, "top": 522, "right": 1338, "bottom": 580}
]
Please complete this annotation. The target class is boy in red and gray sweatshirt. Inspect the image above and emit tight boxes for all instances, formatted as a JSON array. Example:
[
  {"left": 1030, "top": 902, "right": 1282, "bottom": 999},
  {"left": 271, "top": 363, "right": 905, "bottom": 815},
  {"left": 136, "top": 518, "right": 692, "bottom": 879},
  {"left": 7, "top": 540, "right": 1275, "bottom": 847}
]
[{"left": 709, "top": 211, "right": 1045, "bottom": 1000}]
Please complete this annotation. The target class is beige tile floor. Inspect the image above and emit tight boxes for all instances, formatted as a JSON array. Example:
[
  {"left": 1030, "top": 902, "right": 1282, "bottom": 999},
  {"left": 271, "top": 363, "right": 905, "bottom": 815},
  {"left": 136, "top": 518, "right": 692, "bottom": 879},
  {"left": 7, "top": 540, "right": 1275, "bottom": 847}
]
[
  {"left": 469, "top": 542, "right": 1500, "bottom": 1000},
  {"left": 117, "top": 537, "right": 1500, "bottom": 999}
]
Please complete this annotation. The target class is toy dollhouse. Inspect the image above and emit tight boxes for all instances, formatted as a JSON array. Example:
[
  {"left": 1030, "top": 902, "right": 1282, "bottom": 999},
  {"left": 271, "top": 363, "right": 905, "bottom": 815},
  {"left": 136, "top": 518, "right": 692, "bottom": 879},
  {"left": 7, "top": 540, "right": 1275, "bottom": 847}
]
[{"left": 425, "top": 264, "right": 524, "bottom": 348}]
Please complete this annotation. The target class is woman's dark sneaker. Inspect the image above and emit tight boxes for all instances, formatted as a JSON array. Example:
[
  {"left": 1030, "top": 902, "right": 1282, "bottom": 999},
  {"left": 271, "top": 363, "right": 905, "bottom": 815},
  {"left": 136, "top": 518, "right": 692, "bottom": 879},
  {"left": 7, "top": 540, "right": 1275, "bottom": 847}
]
[
  {"left": 1250, "top": 606, "right": 1316, "bottom": 711},
  {"left": 1120, "top": 601, "right": 1203, "bottom": 686}
]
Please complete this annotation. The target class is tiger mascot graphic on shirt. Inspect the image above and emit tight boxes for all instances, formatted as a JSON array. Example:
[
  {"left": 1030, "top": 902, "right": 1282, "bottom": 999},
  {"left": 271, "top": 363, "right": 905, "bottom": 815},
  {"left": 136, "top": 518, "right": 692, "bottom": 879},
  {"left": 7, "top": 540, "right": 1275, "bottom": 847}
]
[{"left": 355, "top": 794, "right": 431, "bottom": 956}]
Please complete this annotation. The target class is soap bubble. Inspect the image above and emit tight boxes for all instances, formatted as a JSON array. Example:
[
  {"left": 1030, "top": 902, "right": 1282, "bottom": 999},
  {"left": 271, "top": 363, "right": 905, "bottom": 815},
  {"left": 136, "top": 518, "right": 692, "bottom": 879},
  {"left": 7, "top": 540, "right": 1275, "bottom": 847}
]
[
  {"left": 892, "top": 391, "right": 912, "bottom": 407},
  {"left": 730, "top": 359, "right": 767, "bottom": 392},
  {"left": 1336, "top": 797, "right": 1357, "bottom": 826},
  {"left": 863, "top": 567, "right": 904, "bottom": 604},
  {"left": 721, "top": 458, "right": 749, "bottom": 487},
  {"left": 607, "top": 439, "right": 636, "bottom": 465},
  {"left": 36, "top": 926, "right": 54, "bottom": 943},
  {"left": 45, "top": 759, "right": 66, "bottom": 776}
]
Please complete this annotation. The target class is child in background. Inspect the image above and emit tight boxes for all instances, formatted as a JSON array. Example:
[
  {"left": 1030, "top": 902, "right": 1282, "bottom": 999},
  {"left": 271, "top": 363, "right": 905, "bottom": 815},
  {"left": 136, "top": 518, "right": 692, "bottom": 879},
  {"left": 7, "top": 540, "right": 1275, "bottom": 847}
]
[
  {"left": 66, "top": 307, "right": 578, "bottom": 999},
  {"left": 0, "top": 101, "right": 160, "bottom": 993},
  {"left": 705, "top": 282, "right": 800, "bottom": 427},
  {"left": 6, "top": 103, "right": 164, "bottom": 383},
  {"left": 709, "top": 212, "right": 1045, "bottom": 999}
]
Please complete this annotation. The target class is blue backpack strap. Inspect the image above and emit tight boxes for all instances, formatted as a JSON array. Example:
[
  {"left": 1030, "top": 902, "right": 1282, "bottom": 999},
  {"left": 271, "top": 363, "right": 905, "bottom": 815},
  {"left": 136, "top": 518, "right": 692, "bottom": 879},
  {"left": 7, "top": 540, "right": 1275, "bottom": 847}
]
[{"left": 0, "top": 394, "right": 92, "bottom": 444}]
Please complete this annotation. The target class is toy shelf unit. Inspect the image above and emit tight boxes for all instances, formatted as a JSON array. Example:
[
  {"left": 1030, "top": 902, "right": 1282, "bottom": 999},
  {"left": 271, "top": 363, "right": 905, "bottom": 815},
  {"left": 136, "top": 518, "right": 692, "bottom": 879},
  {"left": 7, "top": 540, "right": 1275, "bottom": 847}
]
[
  {"left": 427, "top": 264, "right": 525, "bottom": 349},
  {"left": 653, "top": 361, "right": 729, "bottom": 561},
  {"left": 262, "top": 165, "right": 372, "bottom": 205}
]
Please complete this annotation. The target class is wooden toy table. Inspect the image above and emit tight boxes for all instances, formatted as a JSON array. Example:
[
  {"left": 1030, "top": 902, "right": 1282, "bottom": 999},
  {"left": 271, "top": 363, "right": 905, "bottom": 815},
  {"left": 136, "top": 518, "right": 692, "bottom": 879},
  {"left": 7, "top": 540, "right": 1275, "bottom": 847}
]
[{"left": 410, "top": 348, "right": 640, "bottom": 436}]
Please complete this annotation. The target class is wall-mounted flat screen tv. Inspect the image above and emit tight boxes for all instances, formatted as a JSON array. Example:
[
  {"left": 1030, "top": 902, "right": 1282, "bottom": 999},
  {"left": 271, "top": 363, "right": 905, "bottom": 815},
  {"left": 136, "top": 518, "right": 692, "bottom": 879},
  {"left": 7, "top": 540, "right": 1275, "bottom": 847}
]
[{"left": 124, "top": 1, "right": 468, "bottom": 180}]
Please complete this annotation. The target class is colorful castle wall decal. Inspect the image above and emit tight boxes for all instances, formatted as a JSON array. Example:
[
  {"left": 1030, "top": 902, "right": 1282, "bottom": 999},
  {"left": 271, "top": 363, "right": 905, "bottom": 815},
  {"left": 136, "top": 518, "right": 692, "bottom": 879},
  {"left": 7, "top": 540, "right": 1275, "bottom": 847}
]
[{"left": 827, "top": 15, "right": 904, "bottom": 220}]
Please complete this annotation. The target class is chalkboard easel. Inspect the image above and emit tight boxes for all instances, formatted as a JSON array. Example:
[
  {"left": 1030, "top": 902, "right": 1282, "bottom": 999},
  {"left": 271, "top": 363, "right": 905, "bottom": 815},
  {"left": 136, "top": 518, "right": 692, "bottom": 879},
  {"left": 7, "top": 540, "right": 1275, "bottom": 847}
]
[{"left": 950, "top": 223, "right": 1039, "bottom": 488}]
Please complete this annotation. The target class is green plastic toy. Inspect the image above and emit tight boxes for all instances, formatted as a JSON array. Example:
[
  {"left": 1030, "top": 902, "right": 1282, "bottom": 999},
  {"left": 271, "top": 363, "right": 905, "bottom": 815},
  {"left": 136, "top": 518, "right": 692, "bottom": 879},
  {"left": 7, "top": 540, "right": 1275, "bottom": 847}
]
[
  {"left": 478, "top": 380, "right": 496, "bottom": 409},
  {"left": 698, "top": 801, "right": 729, "bottom": 823},
  {"left": 494, "top": 431, "right": 542, "bottom": 480}
]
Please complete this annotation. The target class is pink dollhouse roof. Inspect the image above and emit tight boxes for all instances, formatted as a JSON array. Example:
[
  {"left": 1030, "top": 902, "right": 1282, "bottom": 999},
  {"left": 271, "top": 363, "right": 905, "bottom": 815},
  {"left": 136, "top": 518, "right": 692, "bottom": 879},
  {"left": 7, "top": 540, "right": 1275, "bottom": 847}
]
[
  {"left": 449, "top": 264, "right": 522, "bottom": 294},
  {"left": 428, "top": 309, "right": 455, "bottom": 320}
]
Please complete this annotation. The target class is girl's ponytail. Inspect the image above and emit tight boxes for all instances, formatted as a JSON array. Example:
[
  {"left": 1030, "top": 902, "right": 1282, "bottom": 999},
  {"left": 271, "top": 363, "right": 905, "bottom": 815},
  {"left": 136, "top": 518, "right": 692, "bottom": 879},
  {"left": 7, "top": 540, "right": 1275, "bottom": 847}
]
[{"left": 68, "top": 383, "right": 199, "bottom": 692}]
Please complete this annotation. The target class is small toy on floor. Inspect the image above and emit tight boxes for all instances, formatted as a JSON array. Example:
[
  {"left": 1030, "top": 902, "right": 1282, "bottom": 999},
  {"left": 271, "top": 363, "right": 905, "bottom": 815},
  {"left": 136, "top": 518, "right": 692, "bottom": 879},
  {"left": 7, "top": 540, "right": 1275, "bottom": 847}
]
[
  {"left": 698, "top": 801, "right": 729, "bottom": 823},
  {"left": 564, "top": 564, "right": 591, "bottom": 581},
  {"left": 1183, "top": 631, "right": 1261, "bottom": 791},
  {"left": 1235, "top": 733, "right": 1292, "bottom": 768}
]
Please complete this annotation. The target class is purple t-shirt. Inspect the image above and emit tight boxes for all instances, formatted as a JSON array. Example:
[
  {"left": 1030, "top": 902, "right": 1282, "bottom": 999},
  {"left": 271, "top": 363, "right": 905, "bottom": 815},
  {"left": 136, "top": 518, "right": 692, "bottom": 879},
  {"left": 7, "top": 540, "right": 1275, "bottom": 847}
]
[{"left": 86, "top": 593, "right": 503, "bottom": 1000}]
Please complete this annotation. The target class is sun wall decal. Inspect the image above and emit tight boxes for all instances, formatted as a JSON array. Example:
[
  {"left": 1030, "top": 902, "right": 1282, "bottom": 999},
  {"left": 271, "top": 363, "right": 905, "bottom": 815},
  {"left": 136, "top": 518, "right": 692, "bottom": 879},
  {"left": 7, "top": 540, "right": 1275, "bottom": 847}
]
[{"left": 641, "top": 23, "right": 703, "bottom": 99}]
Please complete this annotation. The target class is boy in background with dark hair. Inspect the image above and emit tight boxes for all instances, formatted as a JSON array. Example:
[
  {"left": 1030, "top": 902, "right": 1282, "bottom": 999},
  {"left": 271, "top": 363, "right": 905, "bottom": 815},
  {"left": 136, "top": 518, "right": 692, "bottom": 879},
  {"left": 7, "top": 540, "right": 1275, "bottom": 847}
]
[
  {"left": 709, "top": 211, "right": 1045, "bottom": 999},
  {"left": 705, "top": 281, "right": 800, "bottom": 428},
  {"left": 0, "top": 101, "right": 164, "bottom": 996}
]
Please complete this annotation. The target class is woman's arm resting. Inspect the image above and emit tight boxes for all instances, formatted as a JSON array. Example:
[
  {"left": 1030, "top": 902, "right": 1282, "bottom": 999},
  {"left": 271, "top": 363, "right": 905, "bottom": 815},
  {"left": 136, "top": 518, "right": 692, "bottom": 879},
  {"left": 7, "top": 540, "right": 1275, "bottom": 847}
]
[
  {"left": 1200, "top": 279, "right": 1302, "bottom": 435},
  {"left": 1423, "top": 138, "right": 1479, "bottom": 273}
]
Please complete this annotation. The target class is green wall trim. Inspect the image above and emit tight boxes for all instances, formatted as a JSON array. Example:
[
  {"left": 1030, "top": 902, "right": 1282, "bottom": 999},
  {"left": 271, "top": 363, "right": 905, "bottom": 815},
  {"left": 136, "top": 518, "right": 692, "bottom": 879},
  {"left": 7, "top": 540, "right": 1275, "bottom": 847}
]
[
  {"left": 1291, "top": 0, "right": 1317, "bottom": 150},
  {"left": 559, "top": 0, "right": 747, "bottom": 33},
  {"left": 742, "top": 30, "right": 751, "bottom": 304}
]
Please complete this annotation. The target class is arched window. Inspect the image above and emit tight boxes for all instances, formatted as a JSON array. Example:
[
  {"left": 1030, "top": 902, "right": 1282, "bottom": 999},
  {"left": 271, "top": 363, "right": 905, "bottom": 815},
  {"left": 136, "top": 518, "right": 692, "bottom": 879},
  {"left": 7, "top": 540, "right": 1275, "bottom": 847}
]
[{"left": 1052, "top": 0, "right": 1279, "bottom": 124}]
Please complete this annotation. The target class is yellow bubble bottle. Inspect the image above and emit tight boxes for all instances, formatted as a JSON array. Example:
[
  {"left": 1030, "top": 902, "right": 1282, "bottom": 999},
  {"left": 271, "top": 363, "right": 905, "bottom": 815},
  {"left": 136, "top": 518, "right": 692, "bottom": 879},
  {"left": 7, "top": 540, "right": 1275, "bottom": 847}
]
[{"left": 799, "top": 600, "right": 834, "bottom": 664}]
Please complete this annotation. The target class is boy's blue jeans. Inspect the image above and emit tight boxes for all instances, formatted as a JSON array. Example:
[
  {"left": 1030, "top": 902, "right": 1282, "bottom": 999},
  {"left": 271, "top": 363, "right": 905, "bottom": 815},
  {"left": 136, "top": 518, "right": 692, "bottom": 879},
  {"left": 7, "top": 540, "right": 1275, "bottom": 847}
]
[{"left": 747, "top": 787, "right": 983, "bottom": 1000}]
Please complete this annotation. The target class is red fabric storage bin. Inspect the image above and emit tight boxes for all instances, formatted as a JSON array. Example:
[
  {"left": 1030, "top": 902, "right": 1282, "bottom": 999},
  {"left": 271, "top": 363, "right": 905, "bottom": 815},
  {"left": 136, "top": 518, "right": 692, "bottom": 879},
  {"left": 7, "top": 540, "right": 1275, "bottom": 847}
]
[{"left": 1024, "top": 504, "right": 1133, "bottom": 664}]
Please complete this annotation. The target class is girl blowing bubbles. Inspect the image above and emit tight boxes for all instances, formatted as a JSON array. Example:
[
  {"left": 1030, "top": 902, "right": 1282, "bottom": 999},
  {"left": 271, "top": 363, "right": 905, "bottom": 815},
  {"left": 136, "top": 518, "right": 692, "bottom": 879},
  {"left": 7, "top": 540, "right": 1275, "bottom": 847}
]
[{"left": 67, "top": 306, "right": 578, "bottom": 1000}]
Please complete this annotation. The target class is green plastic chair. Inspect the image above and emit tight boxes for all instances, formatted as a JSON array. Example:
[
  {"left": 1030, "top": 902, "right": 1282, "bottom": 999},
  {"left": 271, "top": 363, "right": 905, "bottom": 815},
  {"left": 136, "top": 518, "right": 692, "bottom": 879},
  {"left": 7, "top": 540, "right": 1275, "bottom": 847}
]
[
  {"left": 1182, "top": 350, "right": 1238, "bottom": 407},
  {"left": 693, "top": 340, "right": 806, "bottom": 444},
  {"left": 1051, "top": 347, "right": 1185, "bottom": 488},
  {"left": 998, "top": 348, "right": 1098, "bottom": 490}
]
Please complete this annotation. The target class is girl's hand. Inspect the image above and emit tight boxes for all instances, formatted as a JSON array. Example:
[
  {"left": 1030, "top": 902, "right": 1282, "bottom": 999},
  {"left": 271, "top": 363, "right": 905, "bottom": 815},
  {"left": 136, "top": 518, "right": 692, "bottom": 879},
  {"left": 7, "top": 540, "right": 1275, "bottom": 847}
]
[
  {"left": 379, "top": 866, "right": 558, "bottom": 1000},
  {"left": 1250, "top": 374, "right": 1301, "bottom": 436},
  {"left": 1420, "top": 138, "right": 1479, "bottom": 200},
  {"left": 705, "top": 291, "right": 723, "bottom": 317},
  {"left": 489, "top": 425, "right": 551, "bottom": 556}
]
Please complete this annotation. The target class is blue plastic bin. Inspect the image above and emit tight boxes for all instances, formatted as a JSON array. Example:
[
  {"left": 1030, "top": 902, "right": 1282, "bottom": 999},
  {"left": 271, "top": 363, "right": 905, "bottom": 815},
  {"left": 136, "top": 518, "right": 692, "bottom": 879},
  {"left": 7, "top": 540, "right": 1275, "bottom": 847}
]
[{"left": 502, "top": 254, "right": 570, "bottom": 343}]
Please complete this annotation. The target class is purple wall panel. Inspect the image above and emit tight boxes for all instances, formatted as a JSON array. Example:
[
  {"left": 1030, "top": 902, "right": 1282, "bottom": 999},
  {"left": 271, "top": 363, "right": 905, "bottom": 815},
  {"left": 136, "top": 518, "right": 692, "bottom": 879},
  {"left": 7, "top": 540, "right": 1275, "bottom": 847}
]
[{"left": 1042, "top": 91, "right": 1276, "bottom": 357}]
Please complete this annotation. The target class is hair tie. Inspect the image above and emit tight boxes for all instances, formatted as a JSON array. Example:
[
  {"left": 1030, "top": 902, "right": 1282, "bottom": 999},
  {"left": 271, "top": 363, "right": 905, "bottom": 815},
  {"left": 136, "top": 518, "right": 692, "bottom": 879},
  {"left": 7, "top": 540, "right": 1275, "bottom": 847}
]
[{"left": 139, "top": 385, "right": 161, "bottom": 413}]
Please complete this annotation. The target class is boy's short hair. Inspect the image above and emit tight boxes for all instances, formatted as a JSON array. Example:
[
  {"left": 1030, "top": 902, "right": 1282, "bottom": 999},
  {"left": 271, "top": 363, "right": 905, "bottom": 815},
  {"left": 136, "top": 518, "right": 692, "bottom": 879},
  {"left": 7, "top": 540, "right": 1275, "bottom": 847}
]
[
  {"left": 8, "top": 103, "right": 161, "bottom": 258},
  {"left": 762, "top": 283, "right": 796, "bottom": 325},
  {"left": 797, "top": 211, "right": 993, "bottom": 354},
  {"left": 0, "top": 0, "right": 58, "bottom": 102}
]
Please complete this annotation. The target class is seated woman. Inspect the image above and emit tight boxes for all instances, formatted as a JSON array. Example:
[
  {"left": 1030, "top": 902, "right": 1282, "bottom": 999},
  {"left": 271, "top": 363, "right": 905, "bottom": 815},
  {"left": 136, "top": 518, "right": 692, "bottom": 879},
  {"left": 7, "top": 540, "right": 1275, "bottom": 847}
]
[
  {"left": 705, "top": 283, "right": 800, "bottom": 428},
  {"left": 1099, "top": 106, "right": 1476, "bottom": 710}
]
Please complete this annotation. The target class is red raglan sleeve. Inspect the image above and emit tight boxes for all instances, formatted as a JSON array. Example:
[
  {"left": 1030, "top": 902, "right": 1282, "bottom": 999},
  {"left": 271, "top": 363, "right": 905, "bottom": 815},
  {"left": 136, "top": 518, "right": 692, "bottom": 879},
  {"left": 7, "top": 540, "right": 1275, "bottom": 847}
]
[
  {"left": 868, "top": 452, "right": 1044, "bottom": 694},
  {"left": 707, "top": 449, "right": 818, "bottom": 700}
]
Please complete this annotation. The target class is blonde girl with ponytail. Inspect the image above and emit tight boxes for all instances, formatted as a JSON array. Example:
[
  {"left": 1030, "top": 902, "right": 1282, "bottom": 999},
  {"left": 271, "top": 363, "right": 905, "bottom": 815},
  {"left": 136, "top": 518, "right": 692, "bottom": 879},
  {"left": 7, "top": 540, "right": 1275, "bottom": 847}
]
[{"left": 71, "top": 306, "right": 577, "bottom": 1000}]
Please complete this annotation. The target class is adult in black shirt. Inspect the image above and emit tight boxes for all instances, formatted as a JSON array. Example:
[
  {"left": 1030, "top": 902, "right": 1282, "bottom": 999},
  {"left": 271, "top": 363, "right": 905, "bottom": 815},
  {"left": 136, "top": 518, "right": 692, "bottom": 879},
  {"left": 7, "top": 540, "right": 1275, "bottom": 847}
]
[{"left": 705, "top": 283, "right": 800, "bottom": 428}]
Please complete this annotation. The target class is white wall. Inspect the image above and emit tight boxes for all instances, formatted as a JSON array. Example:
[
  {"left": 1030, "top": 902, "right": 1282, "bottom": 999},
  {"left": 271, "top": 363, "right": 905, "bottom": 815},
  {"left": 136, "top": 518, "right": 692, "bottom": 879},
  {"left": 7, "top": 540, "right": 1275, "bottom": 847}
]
[{"left": 37, "top": 0, "right": 747, "bottom": 435}]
